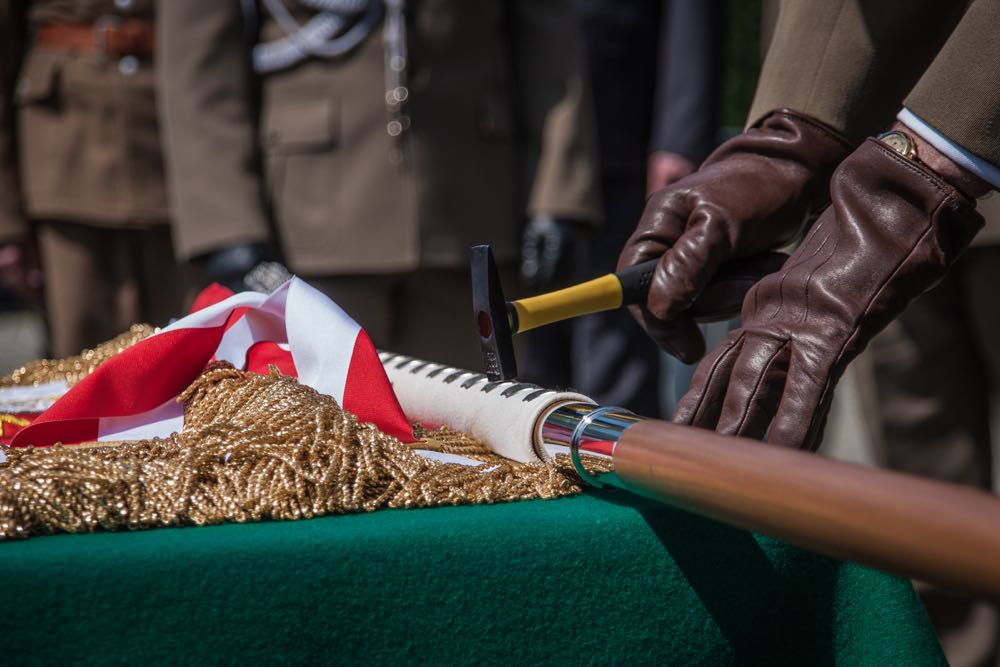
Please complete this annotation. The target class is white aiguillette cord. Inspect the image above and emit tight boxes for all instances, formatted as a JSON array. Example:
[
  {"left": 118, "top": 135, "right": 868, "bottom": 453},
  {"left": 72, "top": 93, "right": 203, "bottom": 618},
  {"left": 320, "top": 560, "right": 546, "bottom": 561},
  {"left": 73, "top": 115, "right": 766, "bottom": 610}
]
[
  {"left": 379, "top": 351, "right": 641, "bottom": 473},
  {"left": 379, "top": 352, "right": 598, "bottom": 463}
]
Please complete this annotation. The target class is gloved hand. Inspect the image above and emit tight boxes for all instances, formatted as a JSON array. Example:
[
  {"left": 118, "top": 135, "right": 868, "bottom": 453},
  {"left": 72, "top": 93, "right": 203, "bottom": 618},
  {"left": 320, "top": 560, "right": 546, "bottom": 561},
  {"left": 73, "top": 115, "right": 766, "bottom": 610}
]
[
  {"left": 673, "top": 137, "right": 985, "bottom": 451},
  {"left": 520, "top": 215, "right": 586, "bottom": 290},
  {"left": 0, "top": 236, "right": 43, "bottom": 304},
  {"left": 617, "top": 109, "right": 853, "bottom": 363},
  {"left": 194, "top": 242, "right": 291, "bottom": 294}
]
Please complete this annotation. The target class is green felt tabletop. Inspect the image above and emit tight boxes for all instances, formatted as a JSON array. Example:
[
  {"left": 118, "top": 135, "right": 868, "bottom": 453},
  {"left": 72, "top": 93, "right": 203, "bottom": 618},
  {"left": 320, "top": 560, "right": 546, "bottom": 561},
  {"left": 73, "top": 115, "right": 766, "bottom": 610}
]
[{"left": 1, "top": 490, "right": 943, "bottom": 666}]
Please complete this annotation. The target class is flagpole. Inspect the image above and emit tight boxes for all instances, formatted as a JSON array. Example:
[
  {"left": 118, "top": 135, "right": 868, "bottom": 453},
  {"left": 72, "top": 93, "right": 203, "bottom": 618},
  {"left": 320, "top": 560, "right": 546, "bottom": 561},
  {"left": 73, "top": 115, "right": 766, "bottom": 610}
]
[{"left": 382, "top": 352, "right": 1000, "bottom": 601}]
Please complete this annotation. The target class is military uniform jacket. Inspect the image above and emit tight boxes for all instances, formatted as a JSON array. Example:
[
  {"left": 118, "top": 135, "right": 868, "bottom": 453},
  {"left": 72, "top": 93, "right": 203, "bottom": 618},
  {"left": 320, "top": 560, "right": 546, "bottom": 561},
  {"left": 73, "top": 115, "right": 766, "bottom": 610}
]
[
  {"left": 159, "top": 0, "right": 601, "bottom": 275},
  {"left": 749, "top": 0, "right": 1000, "bottom": 168},
  {"left": 0, "top": 0, "right": 168, "bottom": 241}
]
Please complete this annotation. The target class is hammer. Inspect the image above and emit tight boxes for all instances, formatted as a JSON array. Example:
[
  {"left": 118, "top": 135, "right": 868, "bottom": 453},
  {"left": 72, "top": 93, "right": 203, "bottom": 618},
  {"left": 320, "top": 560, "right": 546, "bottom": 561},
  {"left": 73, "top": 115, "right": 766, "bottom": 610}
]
[{"left": 471, "top": 244, "right": 786, "bottom": 381}]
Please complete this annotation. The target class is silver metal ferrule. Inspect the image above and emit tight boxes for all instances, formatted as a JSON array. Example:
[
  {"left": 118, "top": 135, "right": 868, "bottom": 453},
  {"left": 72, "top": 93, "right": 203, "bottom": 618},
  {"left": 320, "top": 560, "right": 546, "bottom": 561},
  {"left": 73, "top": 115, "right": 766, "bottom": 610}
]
[{"left": 540, "top": 403, "right": 643, "bottom": 488}]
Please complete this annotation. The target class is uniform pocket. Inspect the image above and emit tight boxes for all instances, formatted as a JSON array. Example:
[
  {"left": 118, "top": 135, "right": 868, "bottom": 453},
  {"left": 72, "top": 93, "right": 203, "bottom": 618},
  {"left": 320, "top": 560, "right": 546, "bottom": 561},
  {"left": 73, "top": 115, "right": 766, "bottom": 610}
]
[
  {"left": 14, "top": 53, "right": 60, "bottom": 108},
  {"left": 260, "top": 98, "right": 341, "bottom": 255},
  {"left": 261, "top": 97, "right": 339, "bottom": 154},
  {"left": 15, "top": 53, "right": 70, "bottom": 213}
]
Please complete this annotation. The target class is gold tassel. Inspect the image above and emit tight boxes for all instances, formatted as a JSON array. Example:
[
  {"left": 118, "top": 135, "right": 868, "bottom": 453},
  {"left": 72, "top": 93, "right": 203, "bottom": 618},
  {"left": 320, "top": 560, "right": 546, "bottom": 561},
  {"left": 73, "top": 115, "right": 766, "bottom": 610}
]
[
  {"left": 1, "top": 324, "right": 155, "bottom": 388},
  {"left": 0, "top": 363, "right": 590, "bottom": 539}
]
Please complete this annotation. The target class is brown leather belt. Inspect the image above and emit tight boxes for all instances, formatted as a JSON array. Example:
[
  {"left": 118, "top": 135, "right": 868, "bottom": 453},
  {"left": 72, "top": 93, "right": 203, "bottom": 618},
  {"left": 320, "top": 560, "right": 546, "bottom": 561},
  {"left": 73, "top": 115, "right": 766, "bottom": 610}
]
[{"left": 35, "top": 20, "right": 155, "bottom": 58}]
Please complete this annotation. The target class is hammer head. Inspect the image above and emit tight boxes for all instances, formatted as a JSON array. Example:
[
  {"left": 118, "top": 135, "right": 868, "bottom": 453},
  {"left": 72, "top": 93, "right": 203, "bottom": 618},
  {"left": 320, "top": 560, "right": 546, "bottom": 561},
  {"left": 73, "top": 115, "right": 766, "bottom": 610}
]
[{"left": 471, "top": 245, "right": 517, "bottom": 381}]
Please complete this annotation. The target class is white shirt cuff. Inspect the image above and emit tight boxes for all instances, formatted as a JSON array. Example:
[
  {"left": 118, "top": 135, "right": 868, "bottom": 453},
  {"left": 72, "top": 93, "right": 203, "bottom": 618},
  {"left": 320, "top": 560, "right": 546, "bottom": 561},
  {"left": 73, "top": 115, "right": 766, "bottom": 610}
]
[{"left": 897, "top": 108, "right": 1000, "bottom": 192}]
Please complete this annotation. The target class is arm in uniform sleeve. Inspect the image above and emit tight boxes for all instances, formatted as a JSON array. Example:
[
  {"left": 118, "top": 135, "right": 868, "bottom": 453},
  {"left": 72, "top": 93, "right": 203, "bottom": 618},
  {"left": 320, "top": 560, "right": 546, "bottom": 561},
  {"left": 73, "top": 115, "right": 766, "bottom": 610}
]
[
  {"left": 157, "top": 0, "right": 272, "bottom": 261},
  {"left": 747, "top": 0, "right": 969, "bottom": 143},
  {"left": 0, "top": 1, "right": 27, "bottom": 241},
  {"left": 509, "top": 0, "right": 602, "bottom": 226},
  {"left": 902, "top": 0, "right": 1000, "bottom": 174},
  {"left": 649, "top": 0, "right": 724, "bottom": 165}
]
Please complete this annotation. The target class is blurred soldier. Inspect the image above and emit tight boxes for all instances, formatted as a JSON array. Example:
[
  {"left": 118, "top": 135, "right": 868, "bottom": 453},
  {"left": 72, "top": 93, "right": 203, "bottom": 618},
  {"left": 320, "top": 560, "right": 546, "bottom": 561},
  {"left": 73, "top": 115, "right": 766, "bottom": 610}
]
[
  {"left": 0, "top": 0, "right": 186, "bottom": 357},
  {"left": 159, "top": 0, "right": 601, "bottom": 370},
  {"left": 520, "top": 0, "right": 723, "bottom": 415}
]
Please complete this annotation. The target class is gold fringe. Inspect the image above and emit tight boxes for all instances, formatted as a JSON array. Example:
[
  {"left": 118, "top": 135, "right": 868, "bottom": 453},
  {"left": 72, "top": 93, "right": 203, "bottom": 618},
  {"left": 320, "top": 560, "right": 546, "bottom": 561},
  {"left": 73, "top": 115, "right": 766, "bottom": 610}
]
[
  {"left": 0, "top": 363, "right": 588, "bottom": 539},
  {"left": 0, "top": 324, "right": 155, "bottom": 387}
]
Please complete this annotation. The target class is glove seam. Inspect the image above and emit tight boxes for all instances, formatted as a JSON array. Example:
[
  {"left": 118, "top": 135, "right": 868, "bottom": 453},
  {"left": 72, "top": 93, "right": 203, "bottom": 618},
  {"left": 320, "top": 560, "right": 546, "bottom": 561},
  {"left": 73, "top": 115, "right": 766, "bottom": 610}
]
[
  {"left": 808, "top": 199, "right": 952, "bottom": 449},
  {"left": 771, "top": 109, "right": 855, "bottom": 153},
  {"left": 864, "top": 138, "right": 967, "bottom": 202},
  {"left": 690, "top": 332, "right": 745, "bottom": 425},
  {"left": 763, "top": 226, "right": 835, "bottom": 322},
  {"left": 735, "top": 337, "right": 791, "bottom": 436}
]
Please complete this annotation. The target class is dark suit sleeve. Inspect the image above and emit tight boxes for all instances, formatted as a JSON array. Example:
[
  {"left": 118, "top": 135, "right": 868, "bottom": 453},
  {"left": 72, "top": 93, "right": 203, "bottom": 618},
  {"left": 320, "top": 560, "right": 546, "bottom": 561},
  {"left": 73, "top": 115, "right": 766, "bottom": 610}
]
[
  {"left": 748, "top": 0, "right": 967, "bottom": 145},
  {"left": 0, "top": 1, "right": 27, "bottom": 240},
  {"left": 157, "top": 0, "right": 271, "bottom": 260},
  {"left": 904, "top": 0, "right": 1000, "bottom": 167},
  {"left": 648, "top": 0, "right": 724, "bottom": 165},
  {"left": 509, "top": 0, "right": 602, "bottom": 225}
]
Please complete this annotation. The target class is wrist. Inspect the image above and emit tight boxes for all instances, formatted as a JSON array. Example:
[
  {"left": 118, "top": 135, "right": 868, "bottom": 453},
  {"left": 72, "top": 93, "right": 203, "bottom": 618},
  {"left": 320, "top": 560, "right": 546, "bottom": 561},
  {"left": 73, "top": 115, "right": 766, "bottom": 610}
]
[{"left": 888, "top": 121, "right": 992, "bottom": 198}]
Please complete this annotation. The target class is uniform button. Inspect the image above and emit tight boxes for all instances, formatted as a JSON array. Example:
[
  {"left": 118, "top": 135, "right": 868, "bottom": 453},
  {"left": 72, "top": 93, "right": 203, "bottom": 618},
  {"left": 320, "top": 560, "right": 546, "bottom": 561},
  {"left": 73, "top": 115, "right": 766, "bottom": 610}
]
[
  {"left": 115, "top": 0, "right": 134, "bottom": 9},
  {"left": 384, "top": 86, "right": 409, "bottom": 107},
  {"left": 387, "top": 117, "right": 411, "bottom": 136},
  {"left": 118, "top": 55, "right": 139, "bottom": 75}
]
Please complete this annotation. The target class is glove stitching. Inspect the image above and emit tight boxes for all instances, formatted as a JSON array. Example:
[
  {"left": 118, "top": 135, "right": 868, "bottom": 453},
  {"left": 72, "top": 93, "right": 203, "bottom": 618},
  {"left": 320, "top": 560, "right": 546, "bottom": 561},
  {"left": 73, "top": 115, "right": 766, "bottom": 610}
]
[
  {"left": 691, "top": 332, "right": 746, "bottom": 425},
  {"left": 735, "top": 338, "right": 791, "bottom": 436},
  {"left": 866, "top": 139, "right": 958, "bottom": 199},
  {"left": 804, "top": 204, "right": 947, "bottom": 449},
  {"left": 776, "top": 110, "right": 855, "bottom": 153},
  {"left": 802, "top": 392, "right": 838, "bottom": 452},
  {"left": 799, "top": 225, "right": 840, "bottom": 324},
  {"left": 766, "top": 225, "right": 834, "bottom": 321},
  {"left": 748, "top": 280, "right": 759, "bottom": 314}
]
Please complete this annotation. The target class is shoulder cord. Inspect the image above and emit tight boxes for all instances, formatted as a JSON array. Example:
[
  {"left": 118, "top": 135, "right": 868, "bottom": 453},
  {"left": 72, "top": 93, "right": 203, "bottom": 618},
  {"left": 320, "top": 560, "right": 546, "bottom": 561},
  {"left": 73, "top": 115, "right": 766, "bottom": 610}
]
[
  {"left": 252, "top": 0, "right": 385, "bottom": 73},
  {"left": 250, "top": 0, "right": 409, "bottom": 141}
]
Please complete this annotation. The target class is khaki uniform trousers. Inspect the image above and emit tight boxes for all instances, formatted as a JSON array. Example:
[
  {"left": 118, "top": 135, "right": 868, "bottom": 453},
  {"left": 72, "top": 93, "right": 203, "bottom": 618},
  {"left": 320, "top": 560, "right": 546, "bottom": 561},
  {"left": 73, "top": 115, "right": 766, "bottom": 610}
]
[{"left": 37, "top": 220, "right": 186, "bottom": 358}]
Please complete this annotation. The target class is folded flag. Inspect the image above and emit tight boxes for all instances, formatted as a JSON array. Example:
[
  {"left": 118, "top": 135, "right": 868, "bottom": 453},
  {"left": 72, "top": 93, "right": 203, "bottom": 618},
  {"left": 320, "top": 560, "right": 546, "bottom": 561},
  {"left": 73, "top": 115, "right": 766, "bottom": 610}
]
[{"left": 10, "top": 278, "right": 414, "bottom": 447}]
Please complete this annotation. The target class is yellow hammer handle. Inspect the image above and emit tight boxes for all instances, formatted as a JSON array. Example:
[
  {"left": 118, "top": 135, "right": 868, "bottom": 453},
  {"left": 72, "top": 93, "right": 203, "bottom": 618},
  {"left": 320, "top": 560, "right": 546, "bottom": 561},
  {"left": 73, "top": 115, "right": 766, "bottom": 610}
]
[{"left": 510, "top": 274, "right": 623, "bottom": 333}]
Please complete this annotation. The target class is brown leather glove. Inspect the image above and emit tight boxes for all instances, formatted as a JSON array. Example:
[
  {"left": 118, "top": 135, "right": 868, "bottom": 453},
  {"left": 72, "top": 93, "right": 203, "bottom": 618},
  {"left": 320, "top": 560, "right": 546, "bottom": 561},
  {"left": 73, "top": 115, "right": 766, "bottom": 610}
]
[
  {"left": 673, "top": 138, "right": 985, "bottom": 450},
  {"left": 617, "top": 109, "right": 852, "bottom": 362}
]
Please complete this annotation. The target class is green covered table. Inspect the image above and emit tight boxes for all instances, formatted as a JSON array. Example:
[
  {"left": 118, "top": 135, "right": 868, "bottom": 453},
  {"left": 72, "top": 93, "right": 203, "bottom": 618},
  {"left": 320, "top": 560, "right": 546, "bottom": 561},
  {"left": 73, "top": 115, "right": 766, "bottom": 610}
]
[{"left": 2, "top": 490, "right": 942, "bottom": 665}]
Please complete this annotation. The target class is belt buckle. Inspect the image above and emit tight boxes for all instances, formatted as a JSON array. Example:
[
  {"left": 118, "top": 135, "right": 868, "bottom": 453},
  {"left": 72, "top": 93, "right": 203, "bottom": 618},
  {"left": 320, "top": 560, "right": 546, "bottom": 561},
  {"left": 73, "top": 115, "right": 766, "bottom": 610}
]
[{"left": 93, "top": 15, "right": 122, "bottom": 54}]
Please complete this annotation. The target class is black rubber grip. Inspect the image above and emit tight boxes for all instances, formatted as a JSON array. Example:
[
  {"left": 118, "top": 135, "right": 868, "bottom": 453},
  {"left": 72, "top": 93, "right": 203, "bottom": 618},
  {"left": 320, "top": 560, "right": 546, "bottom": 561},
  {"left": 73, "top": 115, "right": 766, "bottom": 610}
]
[{"left": 616, "top": 259, "right": 659, "bottom": 306}]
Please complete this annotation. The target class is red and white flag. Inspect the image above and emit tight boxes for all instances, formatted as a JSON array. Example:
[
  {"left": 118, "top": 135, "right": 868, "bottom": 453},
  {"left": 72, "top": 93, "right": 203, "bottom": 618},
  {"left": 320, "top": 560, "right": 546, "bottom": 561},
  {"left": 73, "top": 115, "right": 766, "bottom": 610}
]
[{"left": 10, "top": 278, "right": 414, "bottom": 447}]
